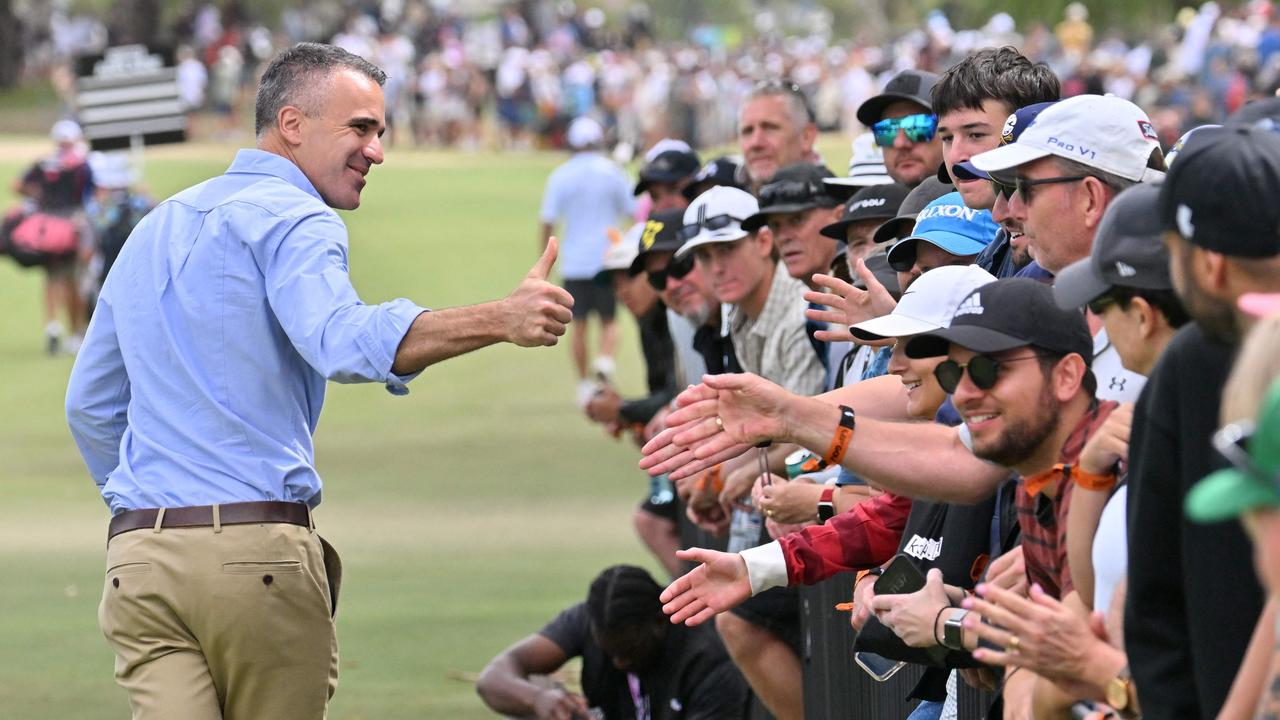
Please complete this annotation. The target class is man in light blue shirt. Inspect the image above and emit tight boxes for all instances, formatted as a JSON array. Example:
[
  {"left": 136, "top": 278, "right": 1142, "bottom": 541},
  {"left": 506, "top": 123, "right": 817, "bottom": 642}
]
[
  {"left": 65, "top": 43, "right": 573, "bottom": 720},
  {"left": 539, "top": 116, "right": 635, "bottom": 405}
]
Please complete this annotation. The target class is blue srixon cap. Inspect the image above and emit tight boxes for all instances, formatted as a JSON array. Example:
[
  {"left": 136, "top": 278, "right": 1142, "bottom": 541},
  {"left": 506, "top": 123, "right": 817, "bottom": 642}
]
[{"left": 952, "top": 101, "right": 1059, "bottom": 182}]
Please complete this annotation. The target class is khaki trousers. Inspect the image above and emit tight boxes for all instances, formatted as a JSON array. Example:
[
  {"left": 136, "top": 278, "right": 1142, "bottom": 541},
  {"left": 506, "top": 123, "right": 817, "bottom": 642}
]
[{"left": 99, "top": 521, "right": 342, "bottom": 720}]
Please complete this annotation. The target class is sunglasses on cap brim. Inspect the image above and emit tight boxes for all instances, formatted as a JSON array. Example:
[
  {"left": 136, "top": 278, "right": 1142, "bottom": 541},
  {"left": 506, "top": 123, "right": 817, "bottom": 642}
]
[
  {"left": 871, "top": 113, "right": 939, "bottom": 148},
  {"left": 679, "top": 213, "right": 742, "bottom": 242}
]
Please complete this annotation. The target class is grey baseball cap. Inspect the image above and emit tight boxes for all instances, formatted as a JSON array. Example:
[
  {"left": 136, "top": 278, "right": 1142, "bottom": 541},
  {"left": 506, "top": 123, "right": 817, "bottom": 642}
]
[{"left": 1054, "top": 184, "right": 1173, "bottom": 310}]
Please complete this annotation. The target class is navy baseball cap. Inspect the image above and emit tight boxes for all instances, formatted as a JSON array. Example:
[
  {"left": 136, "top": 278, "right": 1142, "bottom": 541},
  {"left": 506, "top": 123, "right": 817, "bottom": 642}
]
[{"left": 682, "top": 156, "right": 748, "bottom": 201}]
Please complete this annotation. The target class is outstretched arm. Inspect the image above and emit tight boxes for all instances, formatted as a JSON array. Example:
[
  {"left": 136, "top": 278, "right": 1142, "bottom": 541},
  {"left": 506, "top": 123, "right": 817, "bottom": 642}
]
[{"left": 390, "top": 238, "right": 574, "bottom": 374}]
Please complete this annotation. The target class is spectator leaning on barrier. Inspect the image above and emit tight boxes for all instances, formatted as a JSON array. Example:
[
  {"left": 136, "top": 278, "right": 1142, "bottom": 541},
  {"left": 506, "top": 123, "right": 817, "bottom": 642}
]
[
  {"left": 476, "top": 565, "right": 749, "bottom": 720},
  {"left": 64, "top": 43, "right": 574, "bottom": 720},
  {"left": 540, "top": 115, "right": 637, "bottom": 406}
]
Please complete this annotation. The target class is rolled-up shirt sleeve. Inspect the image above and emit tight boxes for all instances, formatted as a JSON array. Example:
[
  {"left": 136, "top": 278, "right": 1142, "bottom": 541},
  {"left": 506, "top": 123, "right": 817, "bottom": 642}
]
[
  {"left": 66, "top": 295, "right": 131, "bottom": 493},
  {"left": 257, "top": 212, "right": 427, "bottom": 393}
]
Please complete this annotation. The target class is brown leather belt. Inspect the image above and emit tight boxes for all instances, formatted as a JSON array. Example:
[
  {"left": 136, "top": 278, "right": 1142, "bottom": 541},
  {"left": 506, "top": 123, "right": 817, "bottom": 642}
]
[{"left": 108, "top": 500, "right": 311, "bottom": 541}]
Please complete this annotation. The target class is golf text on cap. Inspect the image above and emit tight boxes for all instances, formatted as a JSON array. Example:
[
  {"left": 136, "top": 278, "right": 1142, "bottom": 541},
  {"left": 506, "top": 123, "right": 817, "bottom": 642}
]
[
  {"left": 1047, "top": 135, "right": 1097, "bottom": 161},
  {"left": 915, "top": 203, "right": 980, "bottom": 223},
  {"left": 851, "top": 197, "right": 887, "bottom": 211}
]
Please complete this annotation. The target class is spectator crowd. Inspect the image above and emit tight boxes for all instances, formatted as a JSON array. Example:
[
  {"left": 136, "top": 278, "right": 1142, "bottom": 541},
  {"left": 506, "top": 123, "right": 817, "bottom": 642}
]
[
  {"left": 11, "top": 3, "right": 1280, "bottom": 720},
  {"left": 486, "top": 37, "right": 1280, "bottom": 720}
]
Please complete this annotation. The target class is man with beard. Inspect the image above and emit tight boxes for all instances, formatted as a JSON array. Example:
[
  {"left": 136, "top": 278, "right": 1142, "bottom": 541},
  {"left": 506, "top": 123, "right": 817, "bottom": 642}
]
[
  {"left": 654, "top": 279, "right": 1105, "bottom": 659},
  {"left": 738, "top": 80, "right": 820, "bottom": 192},
  {"left": 857, "top": 70, "right": 944, "bottom": 189},
  {"left": 476, "top": 564, "right": 748, "bottom": 720},
  {"left": 1126, "top": 123, "right": 1280, "bottom": 718}
]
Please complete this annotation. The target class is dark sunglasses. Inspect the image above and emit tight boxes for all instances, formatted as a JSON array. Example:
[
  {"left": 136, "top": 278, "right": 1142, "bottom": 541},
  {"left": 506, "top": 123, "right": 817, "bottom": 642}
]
[
  {"left": 1213, "top": 421, "right": 1272, "bottom": 483},
  {"left": 871, "top": 113, "right": 939, "bottom": 147},
  {"left": 1086, "top": 293, "right": 1117, "bottom": 316},
  {"left": 989, "top": 177, "right": 1016, "bottom": 201},
  {"left": 646, "top": 254, "right": 694, "bottom": 291},
  {"left": 933, "top": 353, "right": 1041, "bottom": 394},
  {"left": 1014, "top": 175, "right": 1087, "bottom": 204},
  {"left": 679, "top": 213, "right": 740, "bottom": 241},
  {"left": 759, "top": 180, "right": 828, "bottom": 208}
]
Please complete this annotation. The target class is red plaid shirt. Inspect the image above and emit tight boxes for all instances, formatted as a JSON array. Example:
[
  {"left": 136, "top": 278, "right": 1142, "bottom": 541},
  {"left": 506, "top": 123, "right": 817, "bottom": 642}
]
[{"left": 778, "top": 492, "right": 912, "bottom": 586}]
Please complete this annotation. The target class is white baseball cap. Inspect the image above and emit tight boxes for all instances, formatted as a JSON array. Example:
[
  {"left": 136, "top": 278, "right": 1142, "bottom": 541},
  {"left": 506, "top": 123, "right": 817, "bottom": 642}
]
[
  {"left": 850, "top": 264, "right": 996, "bottom": 341},
  {"left": 970, "top": 95, "right": 1165, "bottom": 183},
  {"left": 567, "top": 116, "right": 604, "bottom": 149},
  {"left": 599, "top": 222, "right": 644, "bottom": 274},
  {"left": 675, "top": 186, "right": 760, "bottom": 259},
  {"left": 826, "top": 133, "right": 894, "bottom": 189},
  {"left": 51, "top": 119, "right": 83, "bottom": 144}
]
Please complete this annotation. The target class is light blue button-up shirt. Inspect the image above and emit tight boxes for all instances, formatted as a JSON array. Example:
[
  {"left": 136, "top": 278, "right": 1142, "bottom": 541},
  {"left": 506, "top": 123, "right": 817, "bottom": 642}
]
[{"left": 66, "top": 149, "right": 426, "bottom": 514}]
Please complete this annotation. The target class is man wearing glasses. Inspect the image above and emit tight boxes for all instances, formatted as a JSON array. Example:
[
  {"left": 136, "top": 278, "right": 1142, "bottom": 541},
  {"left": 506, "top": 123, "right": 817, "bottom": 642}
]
[{"left": 857, "top": 70, "right": 945, "bottom": 189}]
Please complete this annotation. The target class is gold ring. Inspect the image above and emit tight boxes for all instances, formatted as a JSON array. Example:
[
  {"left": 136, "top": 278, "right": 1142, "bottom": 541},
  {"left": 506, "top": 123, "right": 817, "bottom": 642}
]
[
  {"left": 1007, "top": 634, "right": 1021, "bottom": 652},
  {"left": 715, "top": 416, "right": 724, "bottom": 429}
]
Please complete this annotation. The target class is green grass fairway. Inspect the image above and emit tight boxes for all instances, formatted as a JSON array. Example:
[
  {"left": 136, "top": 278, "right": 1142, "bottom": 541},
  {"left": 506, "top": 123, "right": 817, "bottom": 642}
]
[
  {"left": 0, "top": 137, "right": 663, "bottom": 719},
  {"left": 0, "top": 132, "right": 853, "bottom": 718}
]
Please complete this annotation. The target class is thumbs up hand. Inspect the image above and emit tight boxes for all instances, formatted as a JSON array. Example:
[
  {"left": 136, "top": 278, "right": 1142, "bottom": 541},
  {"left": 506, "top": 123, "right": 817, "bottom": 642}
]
[{"left": 502, "top": 237, "right": 575, "bottom": 347}]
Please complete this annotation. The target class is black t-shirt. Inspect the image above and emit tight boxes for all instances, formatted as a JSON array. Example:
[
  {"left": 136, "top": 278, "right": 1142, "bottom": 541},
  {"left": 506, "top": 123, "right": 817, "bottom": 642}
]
[
  {"left": 1125, "top": 323, "right": 1264, "bottom": 718},
  {"left": 539, "top": 603, "right": 748, "bottom": 720},
  {"left": 620, "top": 303, "right": 677, "bottom": 425},
  {"left": 691, "top": 322, "right": 741, "bottom": 376}
]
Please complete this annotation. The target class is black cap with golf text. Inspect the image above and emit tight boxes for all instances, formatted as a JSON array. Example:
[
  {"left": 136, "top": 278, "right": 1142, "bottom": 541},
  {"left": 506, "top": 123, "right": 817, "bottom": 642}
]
[
  {"left": 872, "top": 177, "right": 952, "bottom": 244},
  {"left": 1159, "top": 124, "right": 1280, "bottom": 259},
  {"left": 1054, "top": 184, "right": 1172, "bottom": 310},
  {"left": 821, "top": 183, "right": 911, "bottom": 239},
  {"left": 906, "top": 278, "right": 1092, "bottom": 363}
]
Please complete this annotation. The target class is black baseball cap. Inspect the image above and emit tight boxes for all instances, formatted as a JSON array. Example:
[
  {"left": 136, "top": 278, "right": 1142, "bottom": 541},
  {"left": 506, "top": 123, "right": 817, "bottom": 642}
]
[
  {"left": 821, "top": 183, "right": 911, "bottom": 240},
  {"left": 856, "top": 70, "right": 939, "bottom": 127},
  {"left": 905, "top": 278, "right": 1093, "bottom": 363},
  {"left": 628, "top": 208, "right": 686, "bottom": 275},
  {"left": 635, "top": 149, "right": 701, "bottom": 196},
  {"left": 872, "top": 177, "right": 952, "bottom": 244},
  {"left": 741, "top": 163, "right": 839, "bottom": 231},
  {"left": 1054, "top": 184, "right": 1172, "bottom": 310},
  {"left": 682, "top": 156, "right": 748, "bottom": 201},
  {"left": 1159, "top": 124, "right": 1280, "bottom": 259}
]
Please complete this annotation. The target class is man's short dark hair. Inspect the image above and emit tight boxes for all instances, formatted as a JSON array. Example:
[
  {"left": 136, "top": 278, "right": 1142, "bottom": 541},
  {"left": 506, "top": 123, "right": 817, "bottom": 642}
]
[
  {"left": 254, "top": 42, "right": 387, "bottom": 137},
  {"left": 1110, "top": 286, "right": 1192, "bottom": 329},
  {"left": 586, "top": 565, "right": 664, "bottom": 633},
  {"left": 932, "top": 47, "right": 1060, "bottom": 119},
  {"left": 1036, "top": 349, "right": 1098, "bottom": 400}
]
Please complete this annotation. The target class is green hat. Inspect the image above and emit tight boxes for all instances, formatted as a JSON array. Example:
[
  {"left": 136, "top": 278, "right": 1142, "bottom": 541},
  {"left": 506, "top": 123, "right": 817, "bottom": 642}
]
[{"left": 1186, "top": 377, "right": 1280, "bottom": 523}]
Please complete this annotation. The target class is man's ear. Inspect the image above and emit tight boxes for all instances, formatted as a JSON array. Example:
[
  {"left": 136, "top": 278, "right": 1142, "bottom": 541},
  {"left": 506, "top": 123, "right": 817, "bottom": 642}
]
[
  {"left": 1080, "top": 178, "right": 1111, "bottom": 231},
  {"left": 277, "top": 106, "right": 305, "bottom": 146},
  {"left": 801, "top": 122, "right": 818, "bottom": 154},
  {"left": 1054, "top": 353, "right": 1089, "bottom": 403}
]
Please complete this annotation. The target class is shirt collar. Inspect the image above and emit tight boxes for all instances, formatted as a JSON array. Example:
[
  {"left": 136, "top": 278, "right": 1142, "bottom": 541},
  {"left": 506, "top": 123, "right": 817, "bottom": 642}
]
[{"left": 226, "top": 149, "right": 326, "bottom": 205}]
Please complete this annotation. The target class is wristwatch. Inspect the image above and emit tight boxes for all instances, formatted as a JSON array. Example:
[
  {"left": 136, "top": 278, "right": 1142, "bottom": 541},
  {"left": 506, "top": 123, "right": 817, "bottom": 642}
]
[
  {"left": 817, "top": 487, "right": 836, "bottom": 524},
  {"left": 942, "top": 608, "right": 969, "bottom": 650},
  {"left": 1105, "top": 665, "right": 1136, "bottom": 716}
]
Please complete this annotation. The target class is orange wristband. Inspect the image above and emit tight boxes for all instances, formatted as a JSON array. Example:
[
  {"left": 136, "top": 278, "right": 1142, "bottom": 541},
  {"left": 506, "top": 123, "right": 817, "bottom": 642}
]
[
  {"left": 1064, "top": 463, "right": 1118, "bottom": 491},
  {"left": 821, "top": 406, "right": 857, "bottom": 467},
  {"left": 698, "top": 465, "right": 725, "bottom": 495}
]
